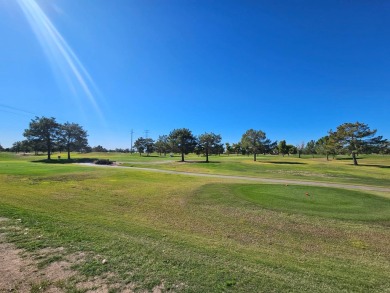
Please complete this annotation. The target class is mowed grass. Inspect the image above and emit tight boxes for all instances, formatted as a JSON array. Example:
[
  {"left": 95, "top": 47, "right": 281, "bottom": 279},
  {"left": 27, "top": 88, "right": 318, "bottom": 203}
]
[
  {"left": 0, "top": 153, "right": 390, "bottom": 292},
  {"left": 58, "top": 151, "right": 390, "bottom": 188}
]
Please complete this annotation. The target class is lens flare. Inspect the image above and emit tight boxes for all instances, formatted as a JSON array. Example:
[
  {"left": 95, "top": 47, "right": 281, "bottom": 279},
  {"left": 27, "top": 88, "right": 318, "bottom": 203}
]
[{"left": 16, "top": 0, "right": 104, "bottom": 121}]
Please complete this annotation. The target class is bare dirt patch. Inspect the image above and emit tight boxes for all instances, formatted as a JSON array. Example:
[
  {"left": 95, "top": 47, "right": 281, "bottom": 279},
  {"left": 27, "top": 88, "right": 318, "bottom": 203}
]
[
  {"left": 0, "top": 232, "right": 73, "bottom": 292},
  {"left": 0, "top": 220, "right": 135, "bottom": 292}
]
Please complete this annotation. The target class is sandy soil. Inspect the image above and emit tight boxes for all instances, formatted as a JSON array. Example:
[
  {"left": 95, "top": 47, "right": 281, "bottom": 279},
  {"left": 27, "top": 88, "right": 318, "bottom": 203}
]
[
  {"left": 0, "top": 218, "right": 142, "bottom": 293},
  {"left": 0, "top": 229, "right": 73, "bottom": 292}
]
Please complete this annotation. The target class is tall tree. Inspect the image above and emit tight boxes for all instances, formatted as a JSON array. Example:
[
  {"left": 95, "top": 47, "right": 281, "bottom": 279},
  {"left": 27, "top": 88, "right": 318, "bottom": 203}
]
[
  {"left": 287, "top": 145, "right": 297, "bottom": 155},
  {"left": 278, "top": 140, "right": 288, "bottom": 157},
  {"left": 60, "top": 122, "right": 89, "bottom": 159},
  {"left": 241, "top": 129, "right": 267, "bottom": 161},
  {"left": 305, "top": 140, "right": 317, "bottom": 158},
  {"left": 20, "top": 140, "right": 33, "bottom": 153},
  {"left": 331, "top": 122, "right": 381, "bottom": 165},
  {"left": 315, "top": 135, "right": 337, "bottom": 160},
  {"left": 92, "top": 145, "right": 107, "bottom": 152},
  {"left": 134, "top": 137, "right": 146, "bottom": 156},
  {"left": 155, "top": 135, "right": 170, "bottom": 156},
  {"left": 133, "top": 137, "right": 154, "bottom": 156},
  {"left": 11, "top": 141, "right": 22, "bottom": 153},
  {"left": 262, "top": 139, "right": 277, "bottom": 155},
  {"left": 23, "top": 116, "right": 60, "bottom": 160},
  {"left": 198, "top": 132, "right": 222, "bottom": 163},
  {"left": 232, "top": 142, "right": 242, "bottom": 156},
  {"left": 168, "top": 128, "right": 197, "bottom": 162},
  {"left": 144, "top": 138, "right": 155, "bottom": 156},
  {"left": 225, "top": 143, "right": 233, "bottom": 156},
  {"left": 296, "top": 142, "right": 305, "bottom": 158}
]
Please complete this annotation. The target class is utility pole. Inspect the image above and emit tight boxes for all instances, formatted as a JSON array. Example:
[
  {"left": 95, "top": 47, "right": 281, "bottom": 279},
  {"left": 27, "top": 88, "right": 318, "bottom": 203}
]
[
  {"left": 144, "top": 130, "right": 149, "bottom": 139},
  {"left": 130, "top": 129, "right": 134, "bottom": 154}
]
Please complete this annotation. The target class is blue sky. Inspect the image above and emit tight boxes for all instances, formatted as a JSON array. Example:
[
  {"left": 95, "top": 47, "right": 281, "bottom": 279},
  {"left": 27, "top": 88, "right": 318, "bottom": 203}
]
[{"left": 1, "top": 0, "right": 389, "bottom": 149}]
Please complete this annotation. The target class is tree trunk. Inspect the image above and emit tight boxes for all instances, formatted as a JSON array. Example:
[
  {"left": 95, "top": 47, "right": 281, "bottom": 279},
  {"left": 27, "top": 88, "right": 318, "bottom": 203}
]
[
  {"left": 47, "top": 140, "right": 51, "bottom": 160},
  {"left": 254, "top": 153, "right": 257, "bottom": 161},
  {"left": 352, "top": 152, "right": 358, "bottom": 165},
  {"left": 298, "top": 151, "right": 301, "bottom": 158},
  {"left": 326, "top": 153, "right": 329, "bottom": 161},
  {"left": 67, "top": 145, "right": 71, "bottom": 160},
  {"left": 181, "top": 152, "right": 185, "bottom": 162},
  {"left": 206, "top": 149, "right": 209, "bottom": 163}
]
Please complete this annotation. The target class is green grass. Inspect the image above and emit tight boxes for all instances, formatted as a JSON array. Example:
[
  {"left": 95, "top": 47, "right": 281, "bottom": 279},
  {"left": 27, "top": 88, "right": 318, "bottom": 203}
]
[
  {"left": 0, "top": 152, "right": 390, "bottom": 292},
  {"left": 55, "top": 151, "right": 390, "bottom": 187},
  {"left": 198, "top": 183, "right": 390, "bottom": 221}
]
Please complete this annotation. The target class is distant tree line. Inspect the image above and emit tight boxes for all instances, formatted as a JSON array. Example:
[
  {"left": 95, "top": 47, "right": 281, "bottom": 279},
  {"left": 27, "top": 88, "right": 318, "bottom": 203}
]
[
  {"left": 133, "top": 129, "right": 223, "bottom": 162},
  {"left": 2, "top": 119, "right": 389, "bottom": 165},
  {"left": 130, "top": 123, "right": 389, "bottom": 165}
]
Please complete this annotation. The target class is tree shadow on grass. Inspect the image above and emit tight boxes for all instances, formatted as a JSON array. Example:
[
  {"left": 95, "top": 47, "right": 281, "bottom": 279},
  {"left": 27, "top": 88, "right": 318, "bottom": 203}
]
[
  {"left": 32, "top": 158, "right": 99, "bottom": 164},
  {"left": 357, "top": 164, "right": 390, "bottom": 169},
  {"left": 179, "top": 161, "right": 221, "bottom": 164},
  {"left": 265, "top": 161, "right": 306, "bottom": 165},
  {"left": 336, "top": 157, "right": 365, "bottom": 161}
]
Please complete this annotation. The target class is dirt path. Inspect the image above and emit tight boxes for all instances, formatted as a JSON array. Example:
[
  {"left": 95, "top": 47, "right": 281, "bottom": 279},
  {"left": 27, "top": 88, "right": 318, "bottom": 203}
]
[{"left": 78, "top": 163, "right": 390, "bottom": 193}]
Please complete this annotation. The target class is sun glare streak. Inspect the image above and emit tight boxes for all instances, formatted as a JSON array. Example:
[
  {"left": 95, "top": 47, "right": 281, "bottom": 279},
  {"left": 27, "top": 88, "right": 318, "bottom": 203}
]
[{"left": 16, "top": 0, "right": 104, "bottom": 122}]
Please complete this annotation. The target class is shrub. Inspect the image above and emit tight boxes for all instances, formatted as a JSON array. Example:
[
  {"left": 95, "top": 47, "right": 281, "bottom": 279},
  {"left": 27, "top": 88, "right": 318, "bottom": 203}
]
[{"left": 94, "top": 159, "right": 114, "bottom": 165}]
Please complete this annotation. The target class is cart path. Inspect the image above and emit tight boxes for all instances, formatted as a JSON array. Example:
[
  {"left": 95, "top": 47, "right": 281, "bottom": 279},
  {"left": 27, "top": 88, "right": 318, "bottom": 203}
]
[{"left": 78, "top": 163, "right": 390, "bottom": 193}]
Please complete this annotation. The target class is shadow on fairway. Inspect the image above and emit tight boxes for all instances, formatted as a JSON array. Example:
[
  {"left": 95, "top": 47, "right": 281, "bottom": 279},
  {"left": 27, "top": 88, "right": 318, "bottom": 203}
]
[
  {"left": 266, "top": 161, "right": 306, "bottom": 165},
  {"left": 336, "top": 157, "right": 365, "bottom": 161},
  {"left": 32, "top": 158, "right": 99, "bottom": 164},
  {"left": 358, "top": 164, "right": 390, "bottom": 169},
  {"left": 179, "top": 161, "right": 221, "bottom": 164}
]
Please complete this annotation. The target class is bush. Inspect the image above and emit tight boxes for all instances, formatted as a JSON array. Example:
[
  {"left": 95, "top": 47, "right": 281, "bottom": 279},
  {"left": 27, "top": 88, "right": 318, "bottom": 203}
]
[{"left": 94, "top": 159, "right": 114, "bottom": 165}]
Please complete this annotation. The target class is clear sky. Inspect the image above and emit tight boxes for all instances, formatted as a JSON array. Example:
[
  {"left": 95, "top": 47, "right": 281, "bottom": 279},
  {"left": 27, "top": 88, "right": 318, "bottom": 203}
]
[{"left": 1, "top": 0, "right": 389, "bottom": 149}]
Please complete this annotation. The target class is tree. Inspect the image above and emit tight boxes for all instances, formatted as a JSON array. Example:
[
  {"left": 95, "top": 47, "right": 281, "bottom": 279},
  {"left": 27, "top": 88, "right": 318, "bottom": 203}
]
[
  {"left": 134, "top": 137, "right": 146, "bottom": 156},
  {"left": 59, "top": 122, "right": 89, "bottom": 159},
  {"left": 20, "top": 140, "right": 33, "bottom": 153},
  {"left": 287, "top": 145, "right": 297, "bottom": 155},
  {"left": 241, "top": 129, "right": 267, "bottom": 161},
  {"left": 92, "top": 145, "right": 107, "bottom": 152},
  {"left": 315, "top": 135, "right": 337, "bottom": 160},
  {"left": 380, "top": 140, "right": 390, "bottom": 154},
  {"left": 198, "top": 132, "right": 222, "bottom": 163},
  {"left": 214, "top": 143, "right": 224, "bottom": 156},
  {"left": 133, "top": 137, "right": 154, "bottom": 156},
  {"left": 361, "top": 135, "right": 388, "bottom": 154},
  {"left": 331, "top": 122, "right": 382, "bottom": 165},
  {"left": 296, "top": 142, "right": 305, "bottom": 158},
  {"left": 11, "top": 141, "right": 22, "bottom": 153},
  {"left": 278, "top": 140, "right": 288, "bottom": 156},
  {"left": 155, "top": 135, "right": 170, "bottom": 156},
  {"left": 168, "top": 128, "right": 197, "bottom": 162},
  {"left": 144, "top": 138, "right": 155, "bottom": 156},
  {"left": 0, "top": 144, "right": 3, "bottom": 152},
  {"left": 262, "top": 139, "right": 277, "bottom": 155},
  {"left": 24, "top": 116, "right": 60, "bottom": 160},
  {"left": 232, "top": 142, "right": 242, "bottom": 156},
  {"left": 225, "top": 143, "right": 233, "bottom": 156},
  {"left": 305, "top": 140, "right": 317, "bottom": 158}
]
